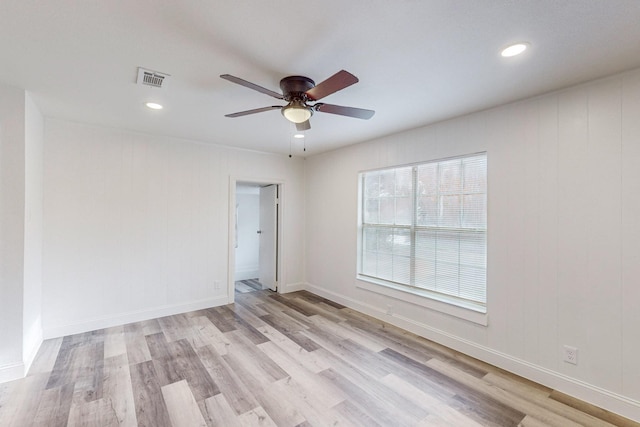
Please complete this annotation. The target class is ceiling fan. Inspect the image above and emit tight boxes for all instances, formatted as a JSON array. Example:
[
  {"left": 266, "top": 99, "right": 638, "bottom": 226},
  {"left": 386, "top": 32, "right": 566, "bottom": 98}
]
[{"left": 220, "top": 70, "right": 375, "bottom": 131}]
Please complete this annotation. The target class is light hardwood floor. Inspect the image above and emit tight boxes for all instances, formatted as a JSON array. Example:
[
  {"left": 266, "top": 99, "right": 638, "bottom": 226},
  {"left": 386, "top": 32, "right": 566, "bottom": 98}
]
[
  {"left": 0, "top": 288, "right": 637, "bottom": 427},
  {"left": 235, "top": 278, "right": 263, "bottom": 294}
]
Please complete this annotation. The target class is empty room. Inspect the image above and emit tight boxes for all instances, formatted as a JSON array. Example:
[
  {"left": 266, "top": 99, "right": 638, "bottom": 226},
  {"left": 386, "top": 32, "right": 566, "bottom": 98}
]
[{"left": 1, "top": 1, "right": 640, "bottom": 426}]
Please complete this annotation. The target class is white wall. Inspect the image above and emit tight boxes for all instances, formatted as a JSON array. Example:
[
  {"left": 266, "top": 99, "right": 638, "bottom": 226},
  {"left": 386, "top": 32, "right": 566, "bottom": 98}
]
[
  {"left": 23, "top": 93, "right": 44, "bottom": 371},
  {"left": 6, "top": 66, "right": 638, "bottom": 419},
  {"left": 0, "top": 83, "right": 26, "bottom": 382},
  {"left": 42, "top": 119, "right": 305, "bottom": 337},
  {"left": 235, "top": 186, "right": 260, "bottom": 281},
  {"left": 0, "top": 86, "right": 43, "bottom": 382},
  {"left": 304, "top": 69, "right": 640, "bottom": 421}
]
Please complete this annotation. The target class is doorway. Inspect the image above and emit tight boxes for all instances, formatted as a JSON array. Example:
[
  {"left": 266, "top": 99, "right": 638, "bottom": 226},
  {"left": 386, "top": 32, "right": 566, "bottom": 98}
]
[{"left": 231, "top": 181, "right": 280, "bottom": 299}]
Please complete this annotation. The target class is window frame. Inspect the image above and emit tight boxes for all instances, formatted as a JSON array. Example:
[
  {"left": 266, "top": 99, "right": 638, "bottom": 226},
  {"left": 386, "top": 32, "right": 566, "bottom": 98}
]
[{"left": 357, "top": 153, "right": 488, "bottom": 324}]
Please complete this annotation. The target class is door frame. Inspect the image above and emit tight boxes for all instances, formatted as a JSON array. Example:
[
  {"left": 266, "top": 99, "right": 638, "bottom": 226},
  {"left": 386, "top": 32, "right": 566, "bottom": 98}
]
[
  {"left": 228, "top": 176, "right": 285, "bottom": 304},
  {"left": 258, "top": 184, "right": 278, "bottom": 292}
]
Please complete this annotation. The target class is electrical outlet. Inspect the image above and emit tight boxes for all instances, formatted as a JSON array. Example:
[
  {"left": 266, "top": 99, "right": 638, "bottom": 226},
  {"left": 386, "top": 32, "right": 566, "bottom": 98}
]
[
  {"left": 563, "top": 345, "right": 578, "bottom": 365},
  {"left": 214, "top": 281, "right": 220, "bottom": 290},
  {"left": 386, "top": 305, "right": 393, "bottom": 315}
]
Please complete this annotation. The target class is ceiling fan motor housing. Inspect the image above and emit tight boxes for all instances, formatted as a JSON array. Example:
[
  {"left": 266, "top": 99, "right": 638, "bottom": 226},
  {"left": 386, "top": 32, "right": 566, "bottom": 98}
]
[{"left": 279, "top": 76, "right": 315, "bottom": 101}]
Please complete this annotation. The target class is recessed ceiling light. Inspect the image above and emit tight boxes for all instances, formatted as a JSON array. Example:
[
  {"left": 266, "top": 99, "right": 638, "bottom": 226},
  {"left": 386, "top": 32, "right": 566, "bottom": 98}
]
[
  {"left": 145, "top": 102, "right": 163, "bottom": 110},
  {"left": 501, "top": 42, "right": 529, "bottom": 57},
  {"left": 294, "top": 134, "right": 305, "bottom": 139}
]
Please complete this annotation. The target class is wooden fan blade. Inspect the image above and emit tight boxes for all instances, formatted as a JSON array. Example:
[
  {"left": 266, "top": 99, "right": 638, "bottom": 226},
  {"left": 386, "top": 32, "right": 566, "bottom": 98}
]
[
  {"left": 220, "top": 74, "right": 284, "bottom": 99},
  {"left": 305, "top": 70, "right": 358, "bottom": 101},
  {"left": 224, "top": 106, "right": 282, "bottom": 117},
  {"left": 315, "top": 103, "right": 375, "bottom": 119},
  {"left": 296, "top": 120, "right": 311, "bottom": 131}
]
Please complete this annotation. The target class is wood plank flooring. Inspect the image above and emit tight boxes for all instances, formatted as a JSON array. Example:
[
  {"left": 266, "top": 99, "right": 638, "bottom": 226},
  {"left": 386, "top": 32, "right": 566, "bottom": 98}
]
[
  {"left": 0, "top": 288, "right": 638, "bottom": 427},
  {"left": 235, "top": 279, "right": 263, "bottom": 294}
]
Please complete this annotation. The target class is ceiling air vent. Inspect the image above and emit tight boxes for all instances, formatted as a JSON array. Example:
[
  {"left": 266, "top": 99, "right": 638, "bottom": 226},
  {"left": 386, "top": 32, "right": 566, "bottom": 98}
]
[{"left": 136, "top": 67, "right": 170, "bottom": 88}]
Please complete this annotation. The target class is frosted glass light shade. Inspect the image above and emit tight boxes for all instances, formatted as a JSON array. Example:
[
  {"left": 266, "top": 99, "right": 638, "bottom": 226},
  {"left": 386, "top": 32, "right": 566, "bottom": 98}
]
[{"left": 282, "top": 104, "right": 311, "bottom": 123}]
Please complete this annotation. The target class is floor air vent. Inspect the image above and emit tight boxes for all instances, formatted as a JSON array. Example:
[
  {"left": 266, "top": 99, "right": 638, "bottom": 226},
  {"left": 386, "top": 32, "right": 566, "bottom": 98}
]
[{"left": 137, "top": 67, "right": 170, "bottom": 88}]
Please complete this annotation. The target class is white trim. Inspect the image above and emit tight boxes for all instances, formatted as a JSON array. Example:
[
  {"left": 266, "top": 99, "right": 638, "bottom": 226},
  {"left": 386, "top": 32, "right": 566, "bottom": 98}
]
[
  {"left": 356, "top": 278, "right": 488, "bottom": 325},
  {"left": 304, "top": 281, "right": 640, "bottom": 422},
  {"left": 0, "top": 362, "right": 25, "bottom": 384},
  {"left": 357, "top": 151, "right": 490, "bottom": 175},
  {"left": 234, "top": 266, "right": 259, "bottom": 281},
  {"left": 228, "top": 176, "right": 286, "bottom": 303},
  {"left": 22, "top": 318, "right": 43, "bottom": 375},
  {"left": 228, "top": 178, "right": 237, "bottom": 303},
  {"left": 43, "top": 296, "right": 227, "bottom": 339},
  {"left": 280, "top": 282, "right": 305, "bottom": 293}
]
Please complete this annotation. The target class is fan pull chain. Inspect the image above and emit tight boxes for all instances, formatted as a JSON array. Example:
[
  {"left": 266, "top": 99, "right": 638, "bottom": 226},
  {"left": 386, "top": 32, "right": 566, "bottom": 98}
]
[
  {"left": 289, "top": 122, "right": 309, "bottom": 157},
  {"left": 289, "top": 123, "right": 294, "bottom": 158}
]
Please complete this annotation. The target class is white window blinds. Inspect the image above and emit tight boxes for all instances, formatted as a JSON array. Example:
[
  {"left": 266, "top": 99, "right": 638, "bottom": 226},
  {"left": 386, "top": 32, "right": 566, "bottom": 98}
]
[{"left": 360, "top": 153, "right": 487, "bottom": 309}]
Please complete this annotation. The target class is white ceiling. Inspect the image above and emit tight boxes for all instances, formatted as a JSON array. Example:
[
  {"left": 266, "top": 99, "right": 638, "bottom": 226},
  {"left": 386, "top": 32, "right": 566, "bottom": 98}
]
[{"left": 2, "top": 1, "right": 640, "bottom": 156}]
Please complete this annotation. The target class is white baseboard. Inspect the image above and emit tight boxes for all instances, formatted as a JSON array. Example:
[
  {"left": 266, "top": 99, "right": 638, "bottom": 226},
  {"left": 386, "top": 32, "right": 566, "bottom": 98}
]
[
  {"left": 304, "top": 282, "right": 640, "bottom": 423},
  {"left": 280, "top": 282, "right": 305, "bottom": 293},
  {"left": 0, "top": 362, "right": 25, "bottom": 384},
  {"left": 43, "top": 296, "right": 229, "bottom": 339},
  {"left": 235, "top": 267, "right": 259, "bottom": 281},
  {"left": 0, "top": 323, "right": 43, "bottom": 384},
  {"left": 23, "top": 319, "right": 43, "bottom": 376}
]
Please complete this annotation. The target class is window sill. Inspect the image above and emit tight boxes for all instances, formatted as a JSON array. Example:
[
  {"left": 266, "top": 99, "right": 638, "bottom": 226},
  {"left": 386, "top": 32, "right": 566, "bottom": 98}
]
[{"left": 356, "top": 276, "right": 488, "bottom": 326}]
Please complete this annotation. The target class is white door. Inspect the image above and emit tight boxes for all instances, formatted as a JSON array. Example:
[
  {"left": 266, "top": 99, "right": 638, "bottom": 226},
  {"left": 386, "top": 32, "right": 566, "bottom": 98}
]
[{"left": 259, "top": 185, "right": 278, "bottom": 291}]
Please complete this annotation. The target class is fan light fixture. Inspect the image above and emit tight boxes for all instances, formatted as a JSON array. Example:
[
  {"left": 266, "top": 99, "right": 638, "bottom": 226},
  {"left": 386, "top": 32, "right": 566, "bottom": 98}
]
[{"left": 282, "top": 100, "right": 312, "bottom": 123}]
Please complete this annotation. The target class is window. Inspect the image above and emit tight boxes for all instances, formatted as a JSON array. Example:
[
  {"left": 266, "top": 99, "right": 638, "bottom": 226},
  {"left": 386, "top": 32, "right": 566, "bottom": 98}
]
[{"left": 358, "top": 153, "right": 487, "bottom": 313}]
